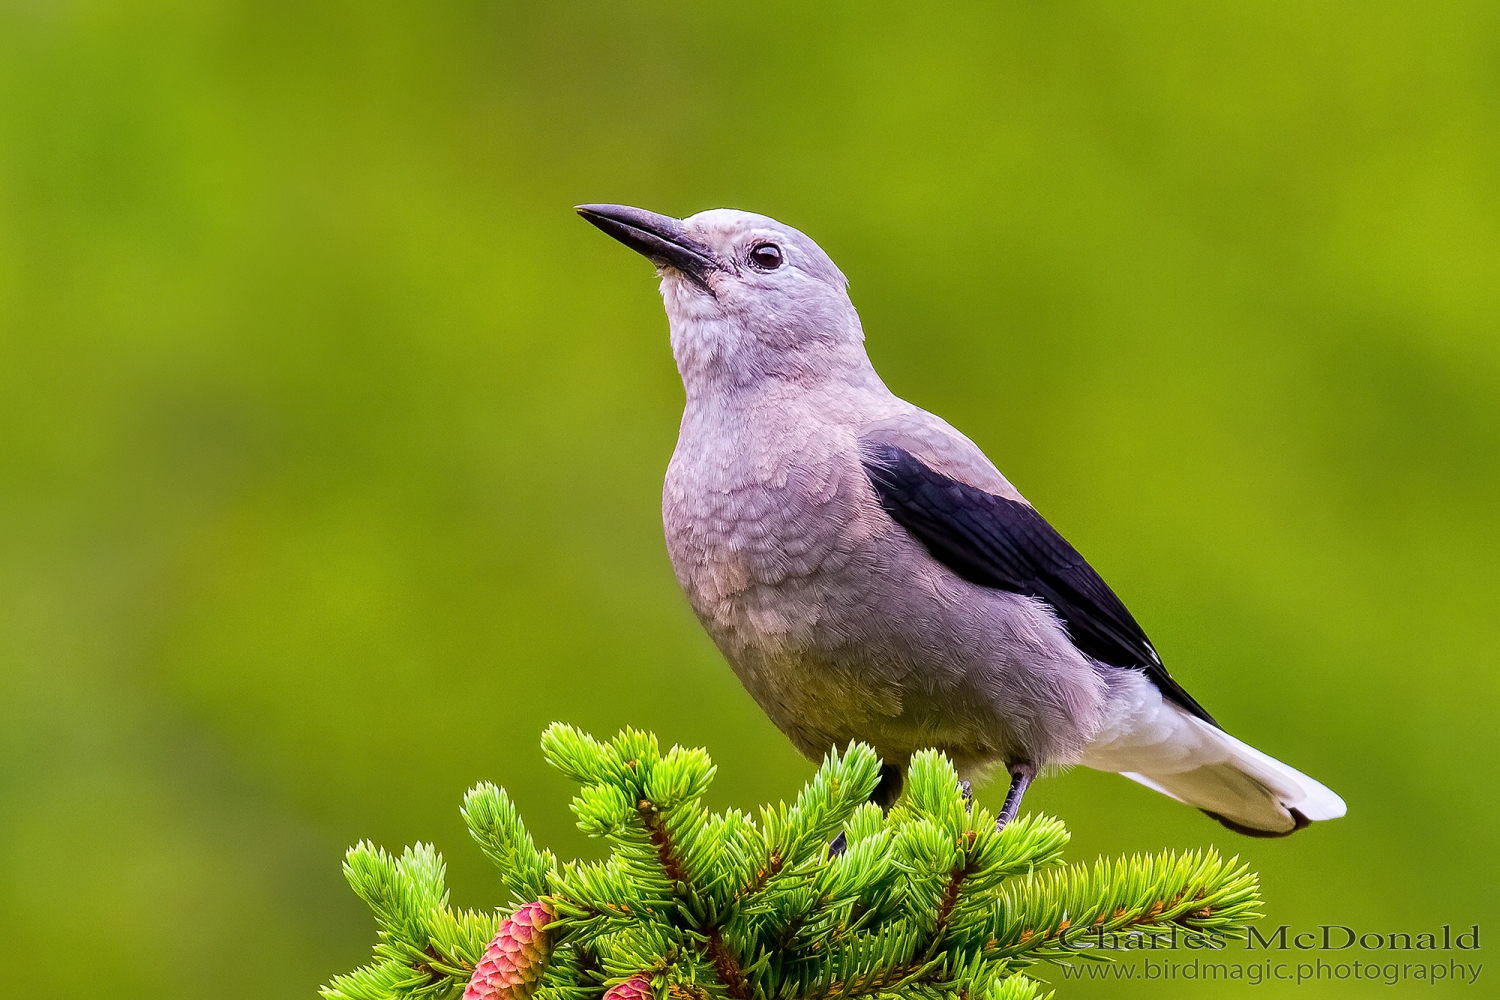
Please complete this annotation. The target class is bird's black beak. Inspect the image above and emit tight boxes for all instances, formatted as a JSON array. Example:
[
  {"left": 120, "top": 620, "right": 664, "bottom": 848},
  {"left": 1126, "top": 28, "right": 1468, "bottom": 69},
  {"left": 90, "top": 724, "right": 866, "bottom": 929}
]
[{"left": 576, "top": 204, "right": 720, "bottom": 288}]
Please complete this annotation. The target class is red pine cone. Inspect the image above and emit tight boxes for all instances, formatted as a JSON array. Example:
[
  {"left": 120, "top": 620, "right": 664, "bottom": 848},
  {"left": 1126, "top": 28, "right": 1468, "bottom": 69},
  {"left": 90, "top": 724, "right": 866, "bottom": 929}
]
[
  {"left": 603, "top": 975, "right": 653, "bottom": 1000},
  {"left": 464, "top": 900, "right": 556, "bottom": 1000}
]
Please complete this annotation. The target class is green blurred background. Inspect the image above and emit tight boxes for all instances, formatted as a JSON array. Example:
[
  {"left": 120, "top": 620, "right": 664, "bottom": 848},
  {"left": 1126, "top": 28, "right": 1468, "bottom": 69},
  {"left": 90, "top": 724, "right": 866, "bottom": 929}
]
[{"left": 1, "top": 2, "right": 1496, "bottom": 997}]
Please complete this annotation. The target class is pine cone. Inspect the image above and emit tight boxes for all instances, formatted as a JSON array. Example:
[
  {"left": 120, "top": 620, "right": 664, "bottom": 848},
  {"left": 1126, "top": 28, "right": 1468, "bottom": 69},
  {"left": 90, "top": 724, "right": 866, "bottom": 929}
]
[
  {"left": 603, "top": 975, "right": 652, "bottom": 1000},
  {"left": 464, "top": 900, "right": 555, "bottom": 1000}
]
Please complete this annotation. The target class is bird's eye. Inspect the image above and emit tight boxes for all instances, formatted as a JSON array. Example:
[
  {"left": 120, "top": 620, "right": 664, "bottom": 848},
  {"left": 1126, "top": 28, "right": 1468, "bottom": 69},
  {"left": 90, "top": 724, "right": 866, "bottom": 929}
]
[{"left": 749, "top": 243, "right": 783, "bottom": 270}]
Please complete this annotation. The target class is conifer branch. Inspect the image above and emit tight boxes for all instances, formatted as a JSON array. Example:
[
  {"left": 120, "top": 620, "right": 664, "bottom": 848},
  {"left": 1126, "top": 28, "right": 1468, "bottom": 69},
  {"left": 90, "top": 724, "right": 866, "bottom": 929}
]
[{"left": 323, "top": 726, "right": 1264, "bottom": 1000}]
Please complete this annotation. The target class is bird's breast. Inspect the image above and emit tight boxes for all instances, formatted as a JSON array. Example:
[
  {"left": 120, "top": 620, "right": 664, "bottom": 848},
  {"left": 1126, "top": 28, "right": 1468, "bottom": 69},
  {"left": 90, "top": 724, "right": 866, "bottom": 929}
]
[{"left": 662, "top": 421, "right": 883, "bottom": 649}]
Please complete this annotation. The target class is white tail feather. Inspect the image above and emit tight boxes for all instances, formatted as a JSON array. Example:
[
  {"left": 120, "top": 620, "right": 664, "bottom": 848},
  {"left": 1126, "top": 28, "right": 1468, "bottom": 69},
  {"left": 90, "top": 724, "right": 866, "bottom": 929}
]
[
  {"left": 1121, "top": 721, "right": 1345, "bottom": 834},
  {"left": 1084, "top": 676, "right": 1346, "bottom": 836}
]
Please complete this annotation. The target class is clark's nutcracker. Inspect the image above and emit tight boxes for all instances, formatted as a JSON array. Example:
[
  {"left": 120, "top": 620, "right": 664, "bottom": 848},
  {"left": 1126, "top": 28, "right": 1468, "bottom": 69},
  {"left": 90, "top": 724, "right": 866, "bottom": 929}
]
[{"left": 578, "top": 203, "right": 1346, "bottom": 836}]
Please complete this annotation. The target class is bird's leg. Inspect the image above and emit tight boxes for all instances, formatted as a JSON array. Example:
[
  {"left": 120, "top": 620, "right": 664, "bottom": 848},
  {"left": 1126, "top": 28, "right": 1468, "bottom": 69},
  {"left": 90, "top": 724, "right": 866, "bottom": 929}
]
[
  {"left": 830, "top": 762, "right": 905, "bottom": 859},
  {"left": 995, "top": 762, "right": 1035, "bottom": 831},
  {"left": 871, "top": 763, "right": 904, "bottom": 811},
  {"left": 959, "top": 780, "right": 973, "bottom": 812}
]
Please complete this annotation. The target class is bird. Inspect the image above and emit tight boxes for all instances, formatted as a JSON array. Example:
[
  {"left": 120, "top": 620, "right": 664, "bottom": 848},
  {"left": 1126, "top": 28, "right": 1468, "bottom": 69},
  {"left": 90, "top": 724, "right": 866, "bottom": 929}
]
[{"left": 577, "top": 203, "right": 1346, "bottom": 837}]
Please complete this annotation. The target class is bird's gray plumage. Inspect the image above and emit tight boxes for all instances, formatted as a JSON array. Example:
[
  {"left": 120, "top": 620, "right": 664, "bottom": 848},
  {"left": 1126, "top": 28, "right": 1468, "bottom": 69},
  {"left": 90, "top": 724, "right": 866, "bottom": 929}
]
[{"left": 578, "top": 204, "right": 1345, "bottom": 836}]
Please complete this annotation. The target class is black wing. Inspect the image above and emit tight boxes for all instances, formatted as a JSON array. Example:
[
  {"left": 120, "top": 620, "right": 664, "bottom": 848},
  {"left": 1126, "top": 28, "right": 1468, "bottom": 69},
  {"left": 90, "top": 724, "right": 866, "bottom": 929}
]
[{"left": 861, "top": 440, "right": 1216, "bottom": 726}]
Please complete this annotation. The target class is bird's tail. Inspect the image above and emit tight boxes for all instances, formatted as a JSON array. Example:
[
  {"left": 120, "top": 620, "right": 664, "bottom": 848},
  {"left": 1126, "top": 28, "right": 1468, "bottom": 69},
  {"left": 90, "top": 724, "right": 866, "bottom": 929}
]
[
  {"left": 1116, "top": 716, "right": 1346, "bottom": 836},
  {"left": 1082, "top": 678, "right": 1345, "bottom": 836}
]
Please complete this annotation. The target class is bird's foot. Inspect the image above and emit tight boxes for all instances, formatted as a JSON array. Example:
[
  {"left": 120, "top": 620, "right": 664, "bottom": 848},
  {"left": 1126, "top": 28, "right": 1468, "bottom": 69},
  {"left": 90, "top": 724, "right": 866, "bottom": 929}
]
[
  {"left": 827, "top": 831, "right": 848, "bottom": 859},
  {"left": 959, "top": 779, "right": 973, "bottom": 812}
]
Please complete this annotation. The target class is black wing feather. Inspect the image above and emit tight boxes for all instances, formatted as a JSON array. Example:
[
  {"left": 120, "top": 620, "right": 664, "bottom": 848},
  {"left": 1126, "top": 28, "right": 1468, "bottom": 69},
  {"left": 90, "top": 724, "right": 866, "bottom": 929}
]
[{"left": 861, "top": 441, "right": 1216, "bottom": 726}]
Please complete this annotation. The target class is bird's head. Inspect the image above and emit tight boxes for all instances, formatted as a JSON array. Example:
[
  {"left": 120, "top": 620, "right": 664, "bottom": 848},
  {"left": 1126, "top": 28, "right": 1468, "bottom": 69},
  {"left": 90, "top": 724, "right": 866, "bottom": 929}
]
[{"left": 577, "top": 204, "right": 872, "bottom": 393}]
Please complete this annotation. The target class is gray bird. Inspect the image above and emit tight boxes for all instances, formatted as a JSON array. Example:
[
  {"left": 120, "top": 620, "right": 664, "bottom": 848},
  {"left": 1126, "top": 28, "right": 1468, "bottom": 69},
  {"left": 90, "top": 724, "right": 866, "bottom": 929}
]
[{"left": 578, "top": 203, "right": 1345, "bottom": 836}]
